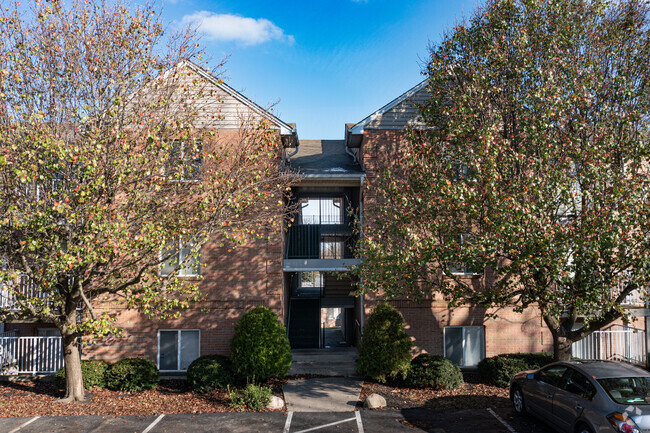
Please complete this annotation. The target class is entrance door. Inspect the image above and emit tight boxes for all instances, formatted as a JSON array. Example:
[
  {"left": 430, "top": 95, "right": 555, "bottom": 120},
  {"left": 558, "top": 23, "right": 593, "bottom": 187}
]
[{"left": 288, "top": 299, "right": 320, "bottom": 348}]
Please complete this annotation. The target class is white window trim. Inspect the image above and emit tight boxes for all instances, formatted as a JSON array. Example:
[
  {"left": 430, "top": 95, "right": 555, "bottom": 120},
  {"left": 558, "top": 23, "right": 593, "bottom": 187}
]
[
  {"left": 443, "top": 325, "right": 485, "bottom": 368},
  {"left": 159, "top": 239, "right": 201, "bottom": 278},
  {"left": 449, "top": 234, "right": 482, "bottom": 276},
  {"left": 165, "top": 140, "right": 203, "bottom": 182},
  {"left": 157, "top": 329, "right": 201, "bottom": 372}
]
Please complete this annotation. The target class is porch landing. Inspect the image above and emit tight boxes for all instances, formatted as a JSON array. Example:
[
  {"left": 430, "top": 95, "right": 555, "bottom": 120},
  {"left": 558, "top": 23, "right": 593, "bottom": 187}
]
[{"left": 289, "top": 347, "right": 358, "bottom": 377}]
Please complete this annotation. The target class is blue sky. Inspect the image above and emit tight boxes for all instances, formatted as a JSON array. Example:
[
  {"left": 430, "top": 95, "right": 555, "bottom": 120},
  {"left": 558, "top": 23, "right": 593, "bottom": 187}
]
[{"left": 163, "top": 0, "right": 482, "bottom": 139}]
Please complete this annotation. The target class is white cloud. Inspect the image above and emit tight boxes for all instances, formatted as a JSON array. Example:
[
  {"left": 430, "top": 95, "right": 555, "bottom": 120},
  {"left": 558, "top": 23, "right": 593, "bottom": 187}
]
[{"left": 181, "top": 12, "right": 294, "bottom": 46}]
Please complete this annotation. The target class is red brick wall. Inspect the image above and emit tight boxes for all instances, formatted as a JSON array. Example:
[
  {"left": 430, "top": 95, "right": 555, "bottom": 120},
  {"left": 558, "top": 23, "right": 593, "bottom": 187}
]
[
  {"left": 360, "top": 129, "right": 553, "bottom": 357},
  {"left": 85, "top": 234, "right": 285, "bottom": 364},
  {"left": 364, "top": 295, "right": 552, "bottom": 357},
  {"left": 84, "top": 127, "right": 287, "bottom": 364}
]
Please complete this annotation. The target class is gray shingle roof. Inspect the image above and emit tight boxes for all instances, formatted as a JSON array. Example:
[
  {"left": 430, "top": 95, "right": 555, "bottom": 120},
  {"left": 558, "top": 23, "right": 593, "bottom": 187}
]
[{"left": 288, "top": 140, "right": 362, "bottom": 175}]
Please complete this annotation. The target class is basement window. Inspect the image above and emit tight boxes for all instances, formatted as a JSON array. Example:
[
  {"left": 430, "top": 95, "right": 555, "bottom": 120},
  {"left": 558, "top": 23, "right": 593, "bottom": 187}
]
[
  {"left": 158, "top": 329, "right": 200, "bottom": 372},
  {"left": 444, "top": 326, "right": 485, "bottom": 368}
]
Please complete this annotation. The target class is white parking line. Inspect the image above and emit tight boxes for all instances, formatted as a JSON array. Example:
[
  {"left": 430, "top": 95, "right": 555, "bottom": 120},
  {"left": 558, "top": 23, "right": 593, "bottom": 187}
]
[
  {"left": 8, "top": 416, "right": 40, "bottom": 433},
  {"left": 487, "top": 408, "right": 518, "bottom": 433},
  {"left": 284, "top": 411, "right": 294, "bottom": 433},
  {"left": 141, "top": 414, "right": 165, "bottom": 433},
  {"left": 355, "top": 411, "right": 364, "bottom": 433},
  {"left": 293, "top": 416, "right": 357, "bottom": 433}
]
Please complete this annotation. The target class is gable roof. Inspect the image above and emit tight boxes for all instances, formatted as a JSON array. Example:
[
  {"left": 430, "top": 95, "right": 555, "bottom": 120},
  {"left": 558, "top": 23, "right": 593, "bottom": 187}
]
[
  {"left": 181, "top": 61, "right": 297, "bottom": 137},
  {"left": 347, "top": 80, "right": 428, "bottom": 136}
]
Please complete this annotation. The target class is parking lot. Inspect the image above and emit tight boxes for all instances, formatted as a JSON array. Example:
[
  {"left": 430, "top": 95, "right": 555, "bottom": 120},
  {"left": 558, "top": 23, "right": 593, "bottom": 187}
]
[{"left": 2, "top": 407, "right": 556, "bottom": 433}]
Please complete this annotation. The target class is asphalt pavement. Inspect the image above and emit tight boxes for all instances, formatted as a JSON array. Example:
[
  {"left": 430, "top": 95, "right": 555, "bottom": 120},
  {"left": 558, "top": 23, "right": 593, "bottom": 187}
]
[{"left": 1, "top": 407, "right": 557, "bottom": 433}]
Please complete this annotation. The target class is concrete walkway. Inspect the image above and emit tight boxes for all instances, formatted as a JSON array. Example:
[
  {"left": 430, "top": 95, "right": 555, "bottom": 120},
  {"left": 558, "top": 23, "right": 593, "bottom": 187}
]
[
  {"left": 282, "top": 377, "right": 363, "bottom": 412},
  {"left": 289, "top": 347, "right": 358, "bottom": 377}
]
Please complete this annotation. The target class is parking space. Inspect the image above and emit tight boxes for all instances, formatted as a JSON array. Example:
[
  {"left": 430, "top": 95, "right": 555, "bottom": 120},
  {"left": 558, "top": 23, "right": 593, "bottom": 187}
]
[{"left": 1, "top": 408, "right": 557, "bottom": 433}]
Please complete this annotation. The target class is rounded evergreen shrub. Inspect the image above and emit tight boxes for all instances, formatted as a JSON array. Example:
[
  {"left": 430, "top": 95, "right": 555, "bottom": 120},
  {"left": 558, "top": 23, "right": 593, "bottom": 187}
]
[
  {"left": 104, "top": 358, "right": 160, "bottom": 392},
  {"left": 230, "top": 306, "right": 292, "bottom": 382},
  {"left": 356, "top": 302, "right": 413, "bottom": 383},
  {"left": 478, "top": 352, "right": 553, "bottom": 388},
  {"left": 405, "top": 354, "right": 463, "bottom": 390},
  {"left": 54, "top": 359, "right": 110, "bottom": 389},
  {"left": 187, "top": 354, "right": 234, "bottom": 393}
]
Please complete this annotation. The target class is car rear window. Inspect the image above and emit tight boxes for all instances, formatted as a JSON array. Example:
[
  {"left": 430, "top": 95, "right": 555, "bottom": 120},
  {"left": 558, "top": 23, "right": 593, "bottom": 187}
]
[{"left": 597, "top": 377, "right": 650, "bottom": 405}]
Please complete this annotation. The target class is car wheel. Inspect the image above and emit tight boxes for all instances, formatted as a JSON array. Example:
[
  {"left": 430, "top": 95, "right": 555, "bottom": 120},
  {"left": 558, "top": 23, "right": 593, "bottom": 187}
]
[
  {"left": 511, "top": 386, "right": 527, "bottom": 415},
  {"left": 576, "top": 424, "right": 593, "bottom": 433}
]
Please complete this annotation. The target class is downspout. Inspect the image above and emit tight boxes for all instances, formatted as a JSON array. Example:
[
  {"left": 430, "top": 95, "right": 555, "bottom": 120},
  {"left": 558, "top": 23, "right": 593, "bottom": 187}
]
[
  {"left": 345, "top": 131, "right": 366, "bottom": 172},
  {"left": 285, "top": 130, "right": 300, "bottom": 160},
  {"left": 359, "top": 173, "right": 365, "bottom": 335},
  {"left": 280, "top": 130, "right": 299, "bottom": 170}
]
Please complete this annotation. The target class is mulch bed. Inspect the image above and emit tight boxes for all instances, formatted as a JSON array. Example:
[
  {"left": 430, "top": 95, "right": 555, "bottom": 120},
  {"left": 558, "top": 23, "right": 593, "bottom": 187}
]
[
  {"left": 0, "top": 373, "right": 511, "bottom": 417},
  {"left": 0, "top": 378, "right": 287, "bottom": 418},
  {"left": 358, "top": 373, "right": 511, "bottom": 411}
]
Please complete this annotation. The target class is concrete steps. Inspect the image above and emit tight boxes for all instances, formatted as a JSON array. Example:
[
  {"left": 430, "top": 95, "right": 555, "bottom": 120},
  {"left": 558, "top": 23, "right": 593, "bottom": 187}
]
[{"left": 289, "top": 347, "right": 359, "bottom": 377}]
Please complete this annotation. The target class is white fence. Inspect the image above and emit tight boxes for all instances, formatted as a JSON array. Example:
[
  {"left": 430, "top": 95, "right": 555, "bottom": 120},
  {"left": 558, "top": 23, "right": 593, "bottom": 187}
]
[
  {"left": 0, "top": 337, "right": 64, "bottom": 374},
  {"left": 0, "top": 274, "right": 48, "bottom": 310},
  {"left": 572, "top": 326, "right": 646, "bottom": 365}
]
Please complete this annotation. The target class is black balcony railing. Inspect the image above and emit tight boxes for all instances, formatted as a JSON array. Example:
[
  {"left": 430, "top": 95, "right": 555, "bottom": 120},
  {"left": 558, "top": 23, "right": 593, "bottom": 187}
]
[{"left": 286, "top": 225, "right": 356, "bottom": 260}]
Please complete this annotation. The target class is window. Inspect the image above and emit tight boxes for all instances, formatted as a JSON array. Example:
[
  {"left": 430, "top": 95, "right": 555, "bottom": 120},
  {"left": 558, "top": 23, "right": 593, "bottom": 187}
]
[
  {"left": 448, "top": 234, "right": 481, "bottom": 275},
  {"left": 166, "top": 140, "right": 202, "bottom": 181},
  {"left": 300, "top": 271, "right": 323, "bottom": 288},
  {"left": 37, "top": 328, "right": 61, "bottom": 337},
  {"left": 444, "top": 326, "right": 485, "bottom": 367},
  {"left": 160, "top": 239, "right": 201, "bottom": 277},
  {"left": 158, "top": 329, "right": 200, "bottom": 371},
  {"left": 538, "top": 365, "right": 568, "bottom": 387},
  {"left": 598, "top": 377, "right": 650, "bottom": 405},
  {"left": 320, "top": 236, "right": 345, "bottom": 259},
  {"left": 300, "top": 198, "right": 343, "bottom": 225},
  {"left": 563, "top": 369, "right": 596, "bottom": 400}
]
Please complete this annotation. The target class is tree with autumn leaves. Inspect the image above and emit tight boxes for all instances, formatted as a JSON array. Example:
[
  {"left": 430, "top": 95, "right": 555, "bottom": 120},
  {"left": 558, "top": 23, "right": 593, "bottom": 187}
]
[
  {"left": 0, "top": 0, "right": 292, "bottom": 402},
  {"left": 358, "top": 0, "right": 650, "bottom": 361}
]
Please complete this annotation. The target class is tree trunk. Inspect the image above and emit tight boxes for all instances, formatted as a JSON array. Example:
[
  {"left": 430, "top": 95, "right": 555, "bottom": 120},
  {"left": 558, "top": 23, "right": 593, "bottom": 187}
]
[
  {"left": 60, "top": 332, "right": 85, "bottom": 402},
  {"left": 553, "top": 335, "right": 572, "bottom": 361}
]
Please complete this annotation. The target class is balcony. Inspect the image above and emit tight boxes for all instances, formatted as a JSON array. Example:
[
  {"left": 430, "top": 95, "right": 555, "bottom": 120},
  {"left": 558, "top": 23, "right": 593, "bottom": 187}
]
[
  {"left": 611, "top": 275, "right": 647, "bottom": 308},
  {"left": 0, "top": 274, "right": 48, "bottom": 311},
  {"left": 284, "top": 225, "right": 360, "bottom": 271}
]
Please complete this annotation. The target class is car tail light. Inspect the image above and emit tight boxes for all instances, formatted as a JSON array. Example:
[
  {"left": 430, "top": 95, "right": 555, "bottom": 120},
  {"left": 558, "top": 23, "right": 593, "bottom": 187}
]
[{"left": 607, "top": 412, "right": 641, "bottom": 433}]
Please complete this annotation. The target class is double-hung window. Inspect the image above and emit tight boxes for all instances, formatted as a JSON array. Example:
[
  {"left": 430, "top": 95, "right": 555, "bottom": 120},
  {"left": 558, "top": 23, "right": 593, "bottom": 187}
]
[
  {"left": 160, "top": 238, "right": 201, "bottom": 277},
  {"left": 444, "top": 326, "right": 485, "bottom": 367},
  {"left": 448, "top": 234, "right": 481, "bottom": 275},
  {"left": 166, "top": 140, "right": 202, "bottom": 181}
]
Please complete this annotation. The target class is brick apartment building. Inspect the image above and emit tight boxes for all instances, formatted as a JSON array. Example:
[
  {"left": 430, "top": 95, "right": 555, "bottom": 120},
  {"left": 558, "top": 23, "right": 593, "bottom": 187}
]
[{"left": 3, "top": 67, "right": 646, "bottom": 373}]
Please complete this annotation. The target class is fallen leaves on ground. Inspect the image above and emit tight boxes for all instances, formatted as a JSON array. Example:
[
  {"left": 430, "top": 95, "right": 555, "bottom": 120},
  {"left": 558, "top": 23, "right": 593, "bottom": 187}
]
[
  {"left": 0, "top": 379, "right": 286, "bottom": 418},
  {"left": 358, "top": 374, "right": 510, "bottom": 410}
]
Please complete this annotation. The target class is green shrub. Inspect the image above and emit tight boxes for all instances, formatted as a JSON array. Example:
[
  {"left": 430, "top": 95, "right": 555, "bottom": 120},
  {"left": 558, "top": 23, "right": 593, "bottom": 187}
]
[
  {"left": 228, "top": 384, "right": 273, "bottom": 411},
  {"left": 356, "top": 302, "right": 413, "bottom": 383},
  {"left": 230, "top": 306, "right": 292, "bottom": 382},
  {"left": 54, "top": 359, "right": 110, "bottom": 389},
  {"left": 187, "top": 355, "right": 234, "bottom": 393},
  {"left": 478, "top": 352, "right": 553, "bottom": 388},
  {"left": 104, "top": 358, "right": 160, "bottom": 392},
  {"left": 406, "top": 354, "right": 463, "bottom": 390}
]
